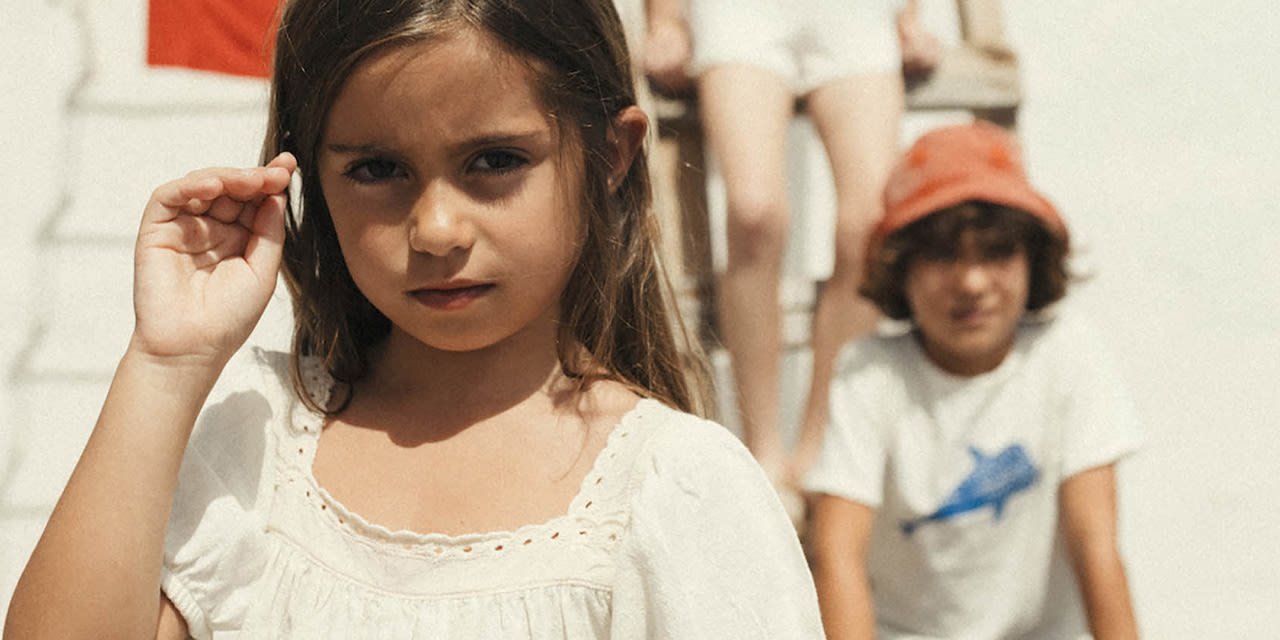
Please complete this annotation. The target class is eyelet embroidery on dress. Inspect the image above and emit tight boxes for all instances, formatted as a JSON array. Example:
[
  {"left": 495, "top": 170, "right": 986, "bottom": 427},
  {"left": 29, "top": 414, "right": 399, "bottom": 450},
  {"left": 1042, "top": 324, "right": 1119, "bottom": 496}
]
[
  {"left": 283, "top": 356, "right": 332, "bottom": 443},
  {"left": 283, "top": 370, "right": 653, "bottom": 560}
]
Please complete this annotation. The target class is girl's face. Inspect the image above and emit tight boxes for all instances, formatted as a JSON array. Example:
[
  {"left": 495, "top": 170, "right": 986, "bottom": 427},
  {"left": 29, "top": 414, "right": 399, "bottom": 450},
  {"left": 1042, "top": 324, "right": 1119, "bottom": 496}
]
[
  {"left": 904, "top": 230, "right": 1030, "bottom": 376},
  {"left": 318, "top": 29, "right": 583, "bottom": 354}
]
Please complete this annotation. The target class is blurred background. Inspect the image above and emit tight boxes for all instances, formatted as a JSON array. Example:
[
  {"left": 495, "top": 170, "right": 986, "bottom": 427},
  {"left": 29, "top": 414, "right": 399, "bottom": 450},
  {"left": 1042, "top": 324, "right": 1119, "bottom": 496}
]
[{"left": 2, "top": 0, "right": 1277, "bottom": 636}]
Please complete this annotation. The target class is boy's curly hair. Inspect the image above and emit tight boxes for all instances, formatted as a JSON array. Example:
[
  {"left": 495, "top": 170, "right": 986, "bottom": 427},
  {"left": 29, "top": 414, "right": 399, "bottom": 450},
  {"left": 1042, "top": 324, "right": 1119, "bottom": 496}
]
[{"left": 859, "top": 200, "right": 1071, "bottom": 320}]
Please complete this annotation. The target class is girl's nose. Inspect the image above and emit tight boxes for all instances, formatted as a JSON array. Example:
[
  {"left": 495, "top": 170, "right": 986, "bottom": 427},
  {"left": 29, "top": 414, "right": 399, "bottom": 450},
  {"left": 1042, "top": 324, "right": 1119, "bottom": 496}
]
[{"left": 408, "top": 184, "right": 475, "bottom": 256}]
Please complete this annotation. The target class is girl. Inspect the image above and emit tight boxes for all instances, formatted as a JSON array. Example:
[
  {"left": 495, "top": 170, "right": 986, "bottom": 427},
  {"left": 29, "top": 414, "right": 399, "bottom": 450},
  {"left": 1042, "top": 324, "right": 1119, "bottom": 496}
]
[
  {"left": 5, "top": 0, "right": 824, "bottom": 638},
  {"left": 804, "top": 122, "right": 1142, "bottom": 639}
]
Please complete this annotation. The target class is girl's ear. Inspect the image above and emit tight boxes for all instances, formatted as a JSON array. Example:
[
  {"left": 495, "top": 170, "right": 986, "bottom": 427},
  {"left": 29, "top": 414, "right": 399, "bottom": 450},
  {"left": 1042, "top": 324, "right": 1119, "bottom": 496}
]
[{"left": 606, "top": 106, "right": 648, "bottom": 194}]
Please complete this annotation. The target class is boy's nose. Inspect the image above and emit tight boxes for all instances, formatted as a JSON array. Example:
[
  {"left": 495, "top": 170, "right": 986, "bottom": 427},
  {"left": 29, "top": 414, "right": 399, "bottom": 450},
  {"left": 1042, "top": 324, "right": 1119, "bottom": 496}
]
[
  {"left": 408, "top": 184, "right": 475, "bottom": 256},
  {"left": 954, "top": 261, "right": 991, "bottom": 293}
]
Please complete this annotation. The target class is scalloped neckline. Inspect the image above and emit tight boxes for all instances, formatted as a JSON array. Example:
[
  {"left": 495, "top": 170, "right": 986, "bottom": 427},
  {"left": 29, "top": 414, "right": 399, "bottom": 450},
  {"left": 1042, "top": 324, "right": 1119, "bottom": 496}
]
[{"left": 291, "top": 374, "right": 656, "bottom": 553}]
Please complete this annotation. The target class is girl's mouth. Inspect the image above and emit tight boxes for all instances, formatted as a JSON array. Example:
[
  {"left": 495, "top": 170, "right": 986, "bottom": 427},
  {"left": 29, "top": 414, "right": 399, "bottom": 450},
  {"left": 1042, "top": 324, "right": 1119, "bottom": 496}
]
[{"left": 410, "top": 284, "right": 494, "bottom": 310}]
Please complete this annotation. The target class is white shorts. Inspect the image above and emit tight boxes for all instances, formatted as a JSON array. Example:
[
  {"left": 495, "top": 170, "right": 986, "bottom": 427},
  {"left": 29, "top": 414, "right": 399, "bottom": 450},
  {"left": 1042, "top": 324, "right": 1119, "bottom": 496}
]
[{"left": 688, "top": 0, "right": 901, "bottom": 94}]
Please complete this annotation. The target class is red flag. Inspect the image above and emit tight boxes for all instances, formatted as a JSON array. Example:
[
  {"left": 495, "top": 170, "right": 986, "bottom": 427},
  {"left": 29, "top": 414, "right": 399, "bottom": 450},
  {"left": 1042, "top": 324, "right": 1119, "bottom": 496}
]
[{"left": 147, "top": 0, "right": 281, "bottom": 78}]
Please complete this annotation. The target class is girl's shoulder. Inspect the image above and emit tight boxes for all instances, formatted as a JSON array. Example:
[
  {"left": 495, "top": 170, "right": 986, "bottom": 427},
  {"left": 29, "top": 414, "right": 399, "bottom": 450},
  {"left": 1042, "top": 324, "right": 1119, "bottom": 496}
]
[
  {"left": 200, "top": 347, "right": 329, "bottom": 422},
  {"left": 162, "top": 348, "right": 310, "bottom": 635},
  {"left": 623, "top": 397, "right": 742, "bottom": 451},
  {"left": 180, "top": 347, "right": 313, "bottom": 504},
  {"left": 205, "top": 347, "right": 298, "bottom": 408},
  {"left": 613, "top": 398, "right": 761, "bottom": 494}
]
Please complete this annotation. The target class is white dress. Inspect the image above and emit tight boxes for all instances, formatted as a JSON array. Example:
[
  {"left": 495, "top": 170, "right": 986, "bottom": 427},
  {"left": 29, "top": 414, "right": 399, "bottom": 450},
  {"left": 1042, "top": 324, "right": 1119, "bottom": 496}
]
[{"left": 161, "top": 349, "right": 823, "bottom": 639}]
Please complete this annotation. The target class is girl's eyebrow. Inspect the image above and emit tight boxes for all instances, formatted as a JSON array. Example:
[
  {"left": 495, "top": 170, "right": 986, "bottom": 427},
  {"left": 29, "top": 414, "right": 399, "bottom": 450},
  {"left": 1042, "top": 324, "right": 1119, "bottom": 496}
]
[
  {"left": 325, "top": 142, "right": 388, "bottom": 155},
  {"left": 324, "top": 129, "right": 551, "bottom": 156},
  {"left": 454, "top": 130, "right": 549, "bottom": 150}
]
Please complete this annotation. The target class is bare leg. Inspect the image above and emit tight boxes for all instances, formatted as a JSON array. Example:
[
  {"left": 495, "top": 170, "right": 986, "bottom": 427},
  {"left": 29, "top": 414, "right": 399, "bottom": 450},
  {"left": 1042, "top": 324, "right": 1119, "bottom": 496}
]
[
  {"left": 698, "top": 65, "right": 795, "bottom": 470},
  {"left": 788, "top": 71, "right": 904, "bottom": 484}
]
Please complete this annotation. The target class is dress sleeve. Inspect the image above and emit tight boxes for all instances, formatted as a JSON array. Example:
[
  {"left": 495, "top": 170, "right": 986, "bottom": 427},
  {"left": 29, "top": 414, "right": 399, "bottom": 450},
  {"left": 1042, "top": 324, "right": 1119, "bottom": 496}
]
[
  {"left": 159, "top": 348, "right": 285, "bottom": 640},
  {"left": 1050, "top": 313, "right": 1145, "bottom": 478},
  {"left": 611, "top": 415, "right": 825, "bottom": 639},
  {"left": 802, "top": 343, "right": 886, "bottom": 507}
]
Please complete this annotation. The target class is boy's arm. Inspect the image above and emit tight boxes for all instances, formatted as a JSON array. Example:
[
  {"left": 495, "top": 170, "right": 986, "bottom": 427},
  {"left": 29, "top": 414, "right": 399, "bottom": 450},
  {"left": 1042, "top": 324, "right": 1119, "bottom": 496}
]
[
  {"left": 809, "top": 494, "right": 878, "bottom": 640},
  {"left": 1059, "top": 464, "right": 1140, "bottom": 640}
]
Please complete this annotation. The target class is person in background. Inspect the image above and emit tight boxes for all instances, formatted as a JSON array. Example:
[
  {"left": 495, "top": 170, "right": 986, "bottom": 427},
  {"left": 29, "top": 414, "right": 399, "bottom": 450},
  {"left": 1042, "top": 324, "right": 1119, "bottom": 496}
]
[
  {"left": 643, "top": 0, "right": 940, "bottom": 509},
  {"left": 805, "top": 121, "right": 1142, "bottom": 639}
]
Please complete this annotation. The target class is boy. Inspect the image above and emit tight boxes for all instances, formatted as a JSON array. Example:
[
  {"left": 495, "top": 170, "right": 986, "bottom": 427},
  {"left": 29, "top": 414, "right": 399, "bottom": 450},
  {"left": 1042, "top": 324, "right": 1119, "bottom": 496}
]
[{"left": 804, "top": 122, "right": 1142, "bottom": 639}]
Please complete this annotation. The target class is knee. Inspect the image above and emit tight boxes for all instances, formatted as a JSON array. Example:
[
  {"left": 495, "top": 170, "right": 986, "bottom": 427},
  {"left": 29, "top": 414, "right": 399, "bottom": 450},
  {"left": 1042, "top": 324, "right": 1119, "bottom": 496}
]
[{"left": 723, "top": 189, "right": 789, "bottom": 266}]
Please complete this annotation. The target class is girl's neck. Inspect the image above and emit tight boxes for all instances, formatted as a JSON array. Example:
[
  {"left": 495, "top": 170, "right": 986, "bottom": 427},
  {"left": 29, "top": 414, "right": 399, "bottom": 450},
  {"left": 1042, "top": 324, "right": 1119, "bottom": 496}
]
[{"left": 358, "top": 316, "right": 570, "bottom": 426}]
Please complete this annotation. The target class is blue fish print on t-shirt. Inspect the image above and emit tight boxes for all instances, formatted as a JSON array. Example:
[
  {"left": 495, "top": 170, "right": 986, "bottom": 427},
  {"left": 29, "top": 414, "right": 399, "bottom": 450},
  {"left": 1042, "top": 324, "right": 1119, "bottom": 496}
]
[{"left": 901, "top": 444, "right": 1039, "bottom": 536}]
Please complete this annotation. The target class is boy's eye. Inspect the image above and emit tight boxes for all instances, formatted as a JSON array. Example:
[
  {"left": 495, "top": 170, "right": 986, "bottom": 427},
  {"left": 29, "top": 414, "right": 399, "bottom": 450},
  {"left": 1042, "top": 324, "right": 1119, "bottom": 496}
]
[
  {"left": 344, "top": 159, "right": 406, "bottom": 183},
  {"left": 981, "top": 240, "right": 1019, "bottom": 260},
  {"left": 919, "top": 247, "right": 958, "bottom": 262},
  {"left": 469, "top": 150, "right": 527, "bottom": 173}
]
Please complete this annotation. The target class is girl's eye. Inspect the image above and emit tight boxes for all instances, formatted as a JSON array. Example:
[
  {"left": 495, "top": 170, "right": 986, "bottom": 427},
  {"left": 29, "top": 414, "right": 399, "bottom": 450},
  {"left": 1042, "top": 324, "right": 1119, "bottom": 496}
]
[
  {"left": 343, "top": 159, "right": 406, "bottom": 183},
  {"left": 469, "top": 150, "right": 527, "bottom": 173}
]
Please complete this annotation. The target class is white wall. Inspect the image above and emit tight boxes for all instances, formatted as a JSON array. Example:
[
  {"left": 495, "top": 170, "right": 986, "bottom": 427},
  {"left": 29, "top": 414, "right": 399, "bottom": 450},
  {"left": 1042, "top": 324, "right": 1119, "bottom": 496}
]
[
  {"left": 0, "top": 3, "right": 79, "bottom": 623},
  {"left": 2, "top": 1, "right": 1277, "bottom": 635},
  {"left": 1006, "top": 4, "right": 1280, "bottom": 636}
]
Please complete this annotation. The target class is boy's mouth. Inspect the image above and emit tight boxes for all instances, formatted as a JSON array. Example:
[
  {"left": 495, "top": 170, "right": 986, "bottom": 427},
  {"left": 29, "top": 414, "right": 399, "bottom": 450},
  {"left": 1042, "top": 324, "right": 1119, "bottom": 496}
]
[{"left": 950, "top": 306, "right": 990, "bottom": 326}]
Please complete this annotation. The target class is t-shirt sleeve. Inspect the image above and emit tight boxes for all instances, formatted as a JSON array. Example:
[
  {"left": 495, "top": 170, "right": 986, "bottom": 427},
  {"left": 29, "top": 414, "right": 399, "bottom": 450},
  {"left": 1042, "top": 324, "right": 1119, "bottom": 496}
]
[
  {"left": 611, "top": 416, "right": 825, "bottom": 639},
  {"left": 802, "top": 343, "right": 886, "bottom": 507},
  {"left": 159, "top": 348, "right": 285, "bottom": 640},
  {"left": 1051, "top": 313, "right": 1145, "bottom": 478}
]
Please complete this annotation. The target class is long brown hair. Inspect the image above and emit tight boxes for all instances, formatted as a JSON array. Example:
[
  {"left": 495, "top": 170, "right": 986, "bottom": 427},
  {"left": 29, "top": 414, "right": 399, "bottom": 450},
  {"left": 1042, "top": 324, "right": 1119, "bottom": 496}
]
[{"left": 261, "top": 0, "right": 709, "bottom": 416}]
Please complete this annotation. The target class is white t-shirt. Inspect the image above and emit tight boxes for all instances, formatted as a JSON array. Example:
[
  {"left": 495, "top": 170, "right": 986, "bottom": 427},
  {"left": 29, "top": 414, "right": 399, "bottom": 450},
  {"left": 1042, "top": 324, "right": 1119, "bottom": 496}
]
[
  {"left": 161, "top": 349, "right": 823, "bottom": 639},
  {"left": 804, "top": 310, "right": 1143, "bottom": 639}
]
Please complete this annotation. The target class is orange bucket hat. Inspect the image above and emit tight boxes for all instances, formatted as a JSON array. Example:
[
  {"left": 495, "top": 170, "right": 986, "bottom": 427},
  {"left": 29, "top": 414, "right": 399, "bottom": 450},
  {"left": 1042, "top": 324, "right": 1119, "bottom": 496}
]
[{"left": 869, "top": 120, "right": 1067, "bottom": 257}]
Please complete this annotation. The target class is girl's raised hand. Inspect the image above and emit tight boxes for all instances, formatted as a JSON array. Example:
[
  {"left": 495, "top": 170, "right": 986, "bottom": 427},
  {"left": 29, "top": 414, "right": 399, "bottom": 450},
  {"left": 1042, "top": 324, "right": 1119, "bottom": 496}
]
[{"left": 131, "top": 152, "right": 297, "bottom": 367}]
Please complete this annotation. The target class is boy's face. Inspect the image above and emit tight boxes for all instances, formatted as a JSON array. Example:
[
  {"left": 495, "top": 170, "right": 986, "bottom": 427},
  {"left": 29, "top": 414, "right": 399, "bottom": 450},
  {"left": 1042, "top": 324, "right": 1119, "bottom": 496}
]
[{"left": 904, "top": 229, "right": 1029, "bottom": 376}]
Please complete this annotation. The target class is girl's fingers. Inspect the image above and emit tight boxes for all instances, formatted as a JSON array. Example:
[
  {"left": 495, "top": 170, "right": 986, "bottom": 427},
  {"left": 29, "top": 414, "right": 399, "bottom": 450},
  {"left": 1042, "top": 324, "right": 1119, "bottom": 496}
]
[
  {"left": 152, "top": 175, "right": 222, "bottom": 211},
  {"left": 231, "top": 157, "right": 295, "bottom": 228},
  {"left": 266, "top": 151, "right": 298, "bottom": 173},
  {"left": 243, "top": 192, "right": 288, "bottom": 282},
  {"left": 146, "top": 160, "right": 296, "bottom": 225},
  {"left": 220, "top": 165, "right": 293, "bottom": 201}
]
